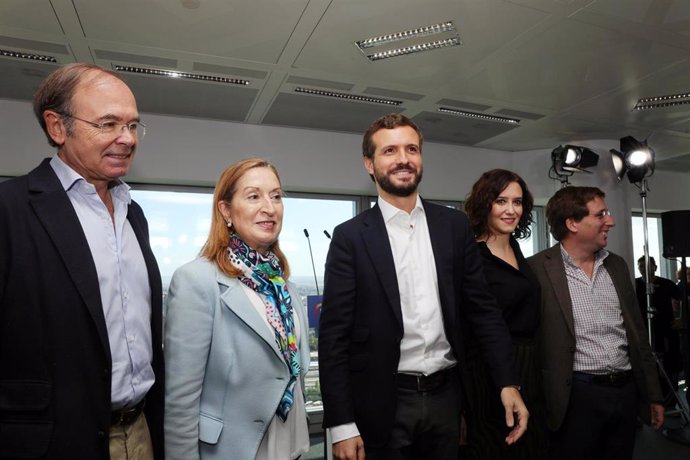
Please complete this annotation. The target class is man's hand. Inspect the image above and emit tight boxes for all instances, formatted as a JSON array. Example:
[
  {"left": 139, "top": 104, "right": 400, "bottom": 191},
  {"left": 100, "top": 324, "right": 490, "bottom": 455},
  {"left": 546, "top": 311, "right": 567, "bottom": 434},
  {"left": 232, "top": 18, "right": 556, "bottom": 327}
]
[
  {"left": 333, "top": 436, "right": 365, "bottom": 460},
  {"left": 650, "top": 402, "right": 665, "bottom": 430},
  {"left": 500, "top": 386, "right": 529, "bottom": 445}
]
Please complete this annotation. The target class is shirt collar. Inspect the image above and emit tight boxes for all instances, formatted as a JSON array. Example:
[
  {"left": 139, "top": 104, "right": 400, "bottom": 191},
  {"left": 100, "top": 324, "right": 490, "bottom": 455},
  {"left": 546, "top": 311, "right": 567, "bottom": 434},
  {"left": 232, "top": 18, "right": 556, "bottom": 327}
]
[
  {"left": 50, "top": 155, "right": 131, "bottom": 203},
  {"left": 378, "top": 194, "right": 424, "bottom": 223},
  {"left": 560, "top": 243, "right": 609, "bottom": 268}
]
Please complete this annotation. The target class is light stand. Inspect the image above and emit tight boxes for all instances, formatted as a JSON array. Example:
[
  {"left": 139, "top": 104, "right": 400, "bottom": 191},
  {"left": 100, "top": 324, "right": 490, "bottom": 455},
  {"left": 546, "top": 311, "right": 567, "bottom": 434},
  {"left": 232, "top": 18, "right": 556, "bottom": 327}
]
[{"left": 612, "top": 137, "right": 690, "bottom": 444}]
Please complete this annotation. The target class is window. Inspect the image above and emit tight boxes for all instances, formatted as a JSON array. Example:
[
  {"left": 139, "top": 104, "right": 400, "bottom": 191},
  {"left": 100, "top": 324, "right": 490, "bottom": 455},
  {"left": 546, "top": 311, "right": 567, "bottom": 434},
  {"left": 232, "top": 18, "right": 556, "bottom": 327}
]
[
  {"left": 631, "top": 214, "right": 675, "bottom": 280},
  {"left": 131, "top": 188, "right": 213, "bottom": 294}
]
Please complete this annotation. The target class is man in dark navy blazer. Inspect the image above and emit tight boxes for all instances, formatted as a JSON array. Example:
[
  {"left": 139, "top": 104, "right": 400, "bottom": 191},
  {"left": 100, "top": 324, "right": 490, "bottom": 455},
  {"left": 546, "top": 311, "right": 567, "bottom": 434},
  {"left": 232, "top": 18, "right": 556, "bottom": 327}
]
[
  {"left": 0, "top": 64, "right": 163, "bottom": 460},
  {"left": 318, "top": 114, "right": 527, "bottom": 460}
]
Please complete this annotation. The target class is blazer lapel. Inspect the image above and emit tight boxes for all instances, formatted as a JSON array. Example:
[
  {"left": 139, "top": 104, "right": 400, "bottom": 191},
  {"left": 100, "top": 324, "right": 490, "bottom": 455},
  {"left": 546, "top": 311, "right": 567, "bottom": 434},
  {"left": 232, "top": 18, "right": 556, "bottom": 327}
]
[
  {"left": 127, "top": 204, "right": 163, "bottom": 326},
  {"left": 361, "top": 205, "right": 403, "bottom": 330},
  {"left": 27, "top": 159, "right": 110, "bottom": 356},
  {"left": 543, "top": 245, "right": 576, "bottom": 337},
  {"left": 424, "top": 201, "right": 454, "bottom": 321},
  {"left": 217, "top": 272, "right": 285, "bottom": 362}
]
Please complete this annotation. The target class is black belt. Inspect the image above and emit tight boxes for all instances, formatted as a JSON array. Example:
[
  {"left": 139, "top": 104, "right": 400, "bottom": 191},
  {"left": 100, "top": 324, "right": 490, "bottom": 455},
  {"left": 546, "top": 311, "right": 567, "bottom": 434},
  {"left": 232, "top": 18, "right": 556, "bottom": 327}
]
[
  {"left": 573, "top": 370, "right": 633, "bottom": 387},
  {"left": 111, "top": 399, "right": 145, "bottom": 427},
  {"left": 396, "top": 367, "right": 455, "bottom": 392}
]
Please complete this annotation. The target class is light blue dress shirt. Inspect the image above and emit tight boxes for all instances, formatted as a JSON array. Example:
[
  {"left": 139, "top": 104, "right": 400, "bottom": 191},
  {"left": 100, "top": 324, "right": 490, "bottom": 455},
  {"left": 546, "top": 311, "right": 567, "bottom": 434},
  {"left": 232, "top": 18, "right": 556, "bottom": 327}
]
[{"left": 50, "top": 156, "right": 154, "bottom": 410}]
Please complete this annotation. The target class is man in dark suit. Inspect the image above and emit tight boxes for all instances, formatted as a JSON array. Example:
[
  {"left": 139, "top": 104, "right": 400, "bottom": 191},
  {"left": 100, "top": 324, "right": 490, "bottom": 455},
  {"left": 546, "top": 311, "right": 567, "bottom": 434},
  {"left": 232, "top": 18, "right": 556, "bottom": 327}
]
[
  {"left": 527, "top": 186, "right": 663, "bottom": 460},
  {"left": 0, "top": 63, "right": 164, "bottom": 460},
  {"left": 318, "top": 113, "right": 528, "bottom": 460}
]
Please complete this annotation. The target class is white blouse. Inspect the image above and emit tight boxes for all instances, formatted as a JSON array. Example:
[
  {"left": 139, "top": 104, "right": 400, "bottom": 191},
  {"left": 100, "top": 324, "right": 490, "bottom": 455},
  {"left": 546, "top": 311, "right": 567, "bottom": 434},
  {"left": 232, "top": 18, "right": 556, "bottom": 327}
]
[{"left": 240, "top": 284, "right": 310, "bottom": 460}]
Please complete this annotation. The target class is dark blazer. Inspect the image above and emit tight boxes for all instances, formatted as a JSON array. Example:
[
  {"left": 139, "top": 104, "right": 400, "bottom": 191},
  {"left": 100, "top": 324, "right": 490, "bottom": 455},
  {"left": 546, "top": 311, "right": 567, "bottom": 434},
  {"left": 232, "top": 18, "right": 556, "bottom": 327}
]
[
  {"left": 0, "top": 159, "right": 164, "bottom": 460},
  {"left": 527, "top": 245, "right": 662, "bottom": 431},
  {"left": 318, "top": 200, "right": 516, "bottom": 448}
]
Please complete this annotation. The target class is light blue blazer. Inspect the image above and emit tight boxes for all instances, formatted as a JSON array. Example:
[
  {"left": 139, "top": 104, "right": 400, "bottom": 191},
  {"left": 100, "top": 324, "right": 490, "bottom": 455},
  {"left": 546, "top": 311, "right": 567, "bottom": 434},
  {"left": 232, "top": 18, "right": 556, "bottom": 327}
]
[{"left": 164, "top": 257, "right": 311, "bottom": 460}]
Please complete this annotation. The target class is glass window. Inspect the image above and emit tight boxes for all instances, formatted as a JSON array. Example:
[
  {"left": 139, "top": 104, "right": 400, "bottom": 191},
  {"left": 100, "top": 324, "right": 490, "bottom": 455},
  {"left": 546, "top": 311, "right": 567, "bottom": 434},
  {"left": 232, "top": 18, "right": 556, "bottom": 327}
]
[
  {"left": 130, "top": 188, "right": 213, "bottom": 295},
  {"left": 632, "top": 214, "right": 675, "bottom": 280}
]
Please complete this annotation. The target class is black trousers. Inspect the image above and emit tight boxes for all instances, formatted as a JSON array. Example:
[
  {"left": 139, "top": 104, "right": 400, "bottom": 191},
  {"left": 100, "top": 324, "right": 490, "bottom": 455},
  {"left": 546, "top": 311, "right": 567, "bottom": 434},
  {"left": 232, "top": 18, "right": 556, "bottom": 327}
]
[
  {"left": 548, "top": 375, "right": 638, "bottom": 460},
  {"left": 366, "top": 372, "right": 460, "bottom": 460}
]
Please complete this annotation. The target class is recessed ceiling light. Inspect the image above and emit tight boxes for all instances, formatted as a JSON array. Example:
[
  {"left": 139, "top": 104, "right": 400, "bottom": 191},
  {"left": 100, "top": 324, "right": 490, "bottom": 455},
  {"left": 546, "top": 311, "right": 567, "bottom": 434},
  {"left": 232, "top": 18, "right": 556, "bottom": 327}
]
[
  {"left": 0, "top": 49, "right": 56, "bottom": 63},
  {"left": 356, "top": 21, "right": 456, "bottom": 50},
  {"left": 633, "top": 92, "right": 690, "bottom": 110},
  {"left": 356, "top": 21, "right": 461, "bottom": 62},
  {"left": 113, "top": 65, "right": 250, "bottom": 85},
  {"left": 438, "top": 107, "right": 520, "bottom": 125},
  {"left": 367, "top": 36, "right": 461, "bottom": 62},
  {"left": 295, "top": 87, "right": 402, "bottom": 106}
]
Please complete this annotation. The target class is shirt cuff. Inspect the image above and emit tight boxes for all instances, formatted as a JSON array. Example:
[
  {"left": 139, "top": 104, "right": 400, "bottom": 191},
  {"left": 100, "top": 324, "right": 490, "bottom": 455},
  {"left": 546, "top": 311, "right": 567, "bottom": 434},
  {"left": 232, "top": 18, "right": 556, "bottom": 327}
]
[{"left": 329, "top": 423, "right": 360, "bottom": 444}]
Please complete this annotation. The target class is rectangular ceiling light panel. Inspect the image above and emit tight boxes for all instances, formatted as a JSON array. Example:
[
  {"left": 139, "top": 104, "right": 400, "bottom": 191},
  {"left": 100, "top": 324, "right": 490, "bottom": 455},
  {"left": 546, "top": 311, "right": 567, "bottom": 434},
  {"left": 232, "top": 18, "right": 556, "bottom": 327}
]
[
  {"left": 0, "top": 48, "right": 56, "bottom": 62},
  {"left": 113, "top": 65, "right": 250, "bottom": 86},
  {"left": 438, "top": 107, "right": 520, "bottom": 125},
  {"left": 294, "top": 87, "right": 402, "bottom": 106},
  {"left": 633, "top": 92, "right": 690, "bottom": 111},
  {"left": 356, "top": 21, "right": 461, "bottom": 62}
]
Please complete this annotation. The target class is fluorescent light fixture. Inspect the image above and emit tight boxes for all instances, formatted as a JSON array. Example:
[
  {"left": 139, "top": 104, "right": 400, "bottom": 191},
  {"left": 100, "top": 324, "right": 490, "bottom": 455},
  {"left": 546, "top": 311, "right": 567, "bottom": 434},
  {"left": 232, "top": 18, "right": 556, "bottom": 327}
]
[
  {"left": 437, "top": 107, "right": 520, "bottom": 125},
  {"left": 113, "top": 65, "right": 250, "bottom": 85},
  {"left": 0, "top": 49, "right": 56, "bottom": 63},
  {"left": 356, "top": 21, "right": 456, "bottom": 50},
  {"left": 356, "top": 20, "right": 461, "bottom": 62},
  {"left": 633, "top": 92, "right": 690, "bottom": 110},
  {"left": 367, "top": 36, "right": 461, "bottom": 62},
  {"left": 295, "top": 87, "right": 402, "bottom": 106}
]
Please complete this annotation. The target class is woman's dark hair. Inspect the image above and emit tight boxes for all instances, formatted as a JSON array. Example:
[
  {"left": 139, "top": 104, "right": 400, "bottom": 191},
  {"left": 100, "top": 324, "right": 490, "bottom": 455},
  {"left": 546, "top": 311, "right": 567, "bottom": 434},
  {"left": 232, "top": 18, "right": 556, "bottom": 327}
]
[{"left": 464, "top": 169, "right": 534, "bottom": 239}]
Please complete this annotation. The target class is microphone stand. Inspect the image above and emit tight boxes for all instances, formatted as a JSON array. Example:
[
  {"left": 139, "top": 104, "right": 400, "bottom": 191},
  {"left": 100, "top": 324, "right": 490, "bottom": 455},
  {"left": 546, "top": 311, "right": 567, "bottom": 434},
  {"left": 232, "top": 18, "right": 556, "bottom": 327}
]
[{"left": 303, "top": 229, "right": 320, "bottom": 296}]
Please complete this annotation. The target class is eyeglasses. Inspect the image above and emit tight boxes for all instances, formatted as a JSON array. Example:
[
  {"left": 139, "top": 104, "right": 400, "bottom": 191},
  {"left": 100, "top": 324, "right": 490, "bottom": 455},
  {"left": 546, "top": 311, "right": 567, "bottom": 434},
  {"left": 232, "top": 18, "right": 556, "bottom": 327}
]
[
  {"left": 60, "top": 113, "right": 146, "bottom": 139},
  {"left": 590, "top": 209, "right": 612, "bottom": 219}
]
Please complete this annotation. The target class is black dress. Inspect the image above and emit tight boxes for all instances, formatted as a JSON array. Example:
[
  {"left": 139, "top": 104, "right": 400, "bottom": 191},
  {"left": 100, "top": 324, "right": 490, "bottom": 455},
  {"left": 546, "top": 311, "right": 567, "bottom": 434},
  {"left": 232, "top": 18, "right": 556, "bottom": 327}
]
[{"left": 461, "top": 237, "right": 547, "bottom": 460}]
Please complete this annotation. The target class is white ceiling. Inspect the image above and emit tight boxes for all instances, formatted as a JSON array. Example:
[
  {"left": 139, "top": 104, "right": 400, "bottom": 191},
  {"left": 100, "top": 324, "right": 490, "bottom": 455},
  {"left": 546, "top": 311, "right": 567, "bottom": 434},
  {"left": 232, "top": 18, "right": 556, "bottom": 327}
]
[{"left": 2, "top": 0, "right": 690, "bottom": 171}]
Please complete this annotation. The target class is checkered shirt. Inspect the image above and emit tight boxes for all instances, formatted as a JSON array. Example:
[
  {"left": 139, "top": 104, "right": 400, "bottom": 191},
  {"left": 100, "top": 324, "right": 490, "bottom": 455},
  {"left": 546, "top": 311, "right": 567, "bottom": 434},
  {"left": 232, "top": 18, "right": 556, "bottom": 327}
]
[{"left": 560, "top": 245, "right": 632, "bottom": 374}]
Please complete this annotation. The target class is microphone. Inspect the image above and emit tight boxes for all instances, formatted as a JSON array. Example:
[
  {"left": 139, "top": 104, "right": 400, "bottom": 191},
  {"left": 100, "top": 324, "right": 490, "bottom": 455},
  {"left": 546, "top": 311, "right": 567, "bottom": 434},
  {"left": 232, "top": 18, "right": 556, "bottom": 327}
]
[
  {"left": 323, "top": 230, "right": 332, "bottom": 240},
  {"left": 303, "top": 229, "right": 320, "bottom": 296}
]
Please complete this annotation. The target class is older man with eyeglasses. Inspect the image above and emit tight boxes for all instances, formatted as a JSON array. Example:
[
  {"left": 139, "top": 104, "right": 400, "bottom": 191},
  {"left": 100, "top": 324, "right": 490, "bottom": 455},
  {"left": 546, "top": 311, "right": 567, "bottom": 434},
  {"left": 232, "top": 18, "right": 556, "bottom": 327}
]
[
  {"left": 0, "top": 63, "right": 163, "bottom": 460},
  {"left": 527, "top": 186, "right": 663, "bottom": 460}
]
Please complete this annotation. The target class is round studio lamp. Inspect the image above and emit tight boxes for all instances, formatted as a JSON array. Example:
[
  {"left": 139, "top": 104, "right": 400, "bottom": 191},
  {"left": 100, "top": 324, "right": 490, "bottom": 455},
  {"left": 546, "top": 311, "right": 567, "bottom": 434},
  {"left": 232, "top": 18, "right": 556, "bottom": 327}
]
[
  {"left": 552, "top": 144, "right": 599, "bottom": 172},
  {"left": 610, "top": 136, "right": 655, "bottom": 184}
]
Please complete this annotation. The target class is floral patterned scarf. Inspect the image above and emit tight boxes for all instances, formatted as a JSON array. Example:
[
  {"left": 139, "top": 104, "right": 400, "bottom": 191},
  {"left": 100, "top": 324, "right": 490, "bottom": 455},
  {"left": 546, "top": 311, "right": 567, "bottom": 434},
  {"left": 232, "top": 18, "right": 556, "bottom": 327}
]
[{"left": 227, "top": 233, "right": 300, "bottom": 422}]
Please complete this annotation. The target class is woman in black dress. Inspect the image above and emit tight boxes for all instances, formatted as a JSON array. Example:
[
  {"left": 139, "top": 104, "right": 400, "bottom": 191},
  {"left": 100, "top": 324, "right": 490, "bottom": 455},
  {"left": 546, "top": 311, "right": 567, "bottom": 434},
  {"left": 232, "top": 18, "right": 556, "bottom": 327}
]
[{"left": 462, "top": 169, "right": 546, "bottom": 460}]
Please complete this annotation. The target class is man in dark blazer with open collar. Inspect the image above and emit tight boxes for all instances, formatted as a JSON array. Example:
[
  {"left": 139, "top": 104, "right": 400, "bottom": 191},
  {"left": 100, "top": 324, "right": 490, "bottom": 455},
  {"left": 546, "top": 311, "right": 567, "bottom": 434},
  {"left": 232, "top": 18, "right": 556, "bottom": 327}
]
[
  {"left": 318, "top": 114, "right": 528, "bottom": 460},
  {"left": 0, "top": 64, "right": 163, "bottom": 460},
  {"left": 527, "top": 186, "right": 663, "bottom": 460}
]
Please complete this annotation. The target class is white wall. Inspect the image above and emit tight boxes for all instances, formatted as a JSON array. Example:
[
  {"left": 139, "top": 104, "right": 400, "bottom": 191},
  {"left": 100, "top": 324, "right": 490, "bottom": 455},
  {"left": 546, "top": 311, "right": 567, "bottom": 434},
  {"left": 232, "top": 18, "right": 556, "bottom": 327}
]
[
  {"left": 2, "top": 98, "right": 688, "bottom": 267},
  {"left": 0, "top": 98, "right": 508, "bottom": 200}
]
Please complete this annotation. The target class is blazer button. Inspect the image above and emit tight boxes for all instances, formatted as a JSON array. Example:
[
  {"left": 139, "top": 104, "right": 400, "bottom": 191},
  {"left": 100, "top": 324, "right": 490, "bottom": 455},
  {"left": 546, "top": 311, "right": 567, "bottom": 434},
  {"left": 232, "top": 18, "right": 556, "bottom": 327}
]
[
  {"left": 565, "top": 378, "right": 572, "bottom": 386},
  {"left": 98, "top": 430, "right": 106, "bottom": 438}
]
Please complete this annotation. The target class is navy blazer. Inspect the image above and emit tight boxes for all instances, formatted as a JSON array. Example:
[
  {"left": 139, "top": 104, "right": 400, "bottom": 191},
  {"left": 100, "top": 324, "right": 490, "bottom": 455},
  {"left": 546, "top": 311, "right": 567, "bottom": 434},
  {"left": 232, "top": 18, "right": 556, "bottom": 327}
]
[
  {"left": 318, "top": 200, "right": 516, "bottom": 447},
  {"left": 0, "top": 159, "right": 164, "bottom": 459}
]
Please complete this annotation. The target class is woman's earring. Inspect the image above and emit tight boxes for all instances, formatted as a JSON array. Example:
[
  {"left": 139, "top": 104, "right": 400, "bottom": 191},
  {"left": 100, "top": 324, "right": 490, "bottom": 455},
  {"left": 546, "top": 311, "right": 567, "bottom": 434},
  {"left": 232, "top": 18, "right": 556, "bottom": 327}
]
[{"left": 226, "top": 221, "right": 232, "bottom": 228}]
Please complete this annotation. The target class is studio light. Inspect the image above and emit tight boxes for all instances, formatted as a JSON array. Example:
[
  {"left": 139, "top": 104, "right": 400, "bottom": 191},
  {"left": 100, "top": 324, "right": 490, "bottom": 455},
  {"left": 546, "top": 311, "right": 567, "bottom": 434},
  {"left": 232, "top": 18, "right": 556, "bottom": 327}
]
[
  {"left": 549, "top": 144, "right": 599, "bottom": 186},
  {"left": 609, "top": 136, "right": 655, "bottom": 184}
]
